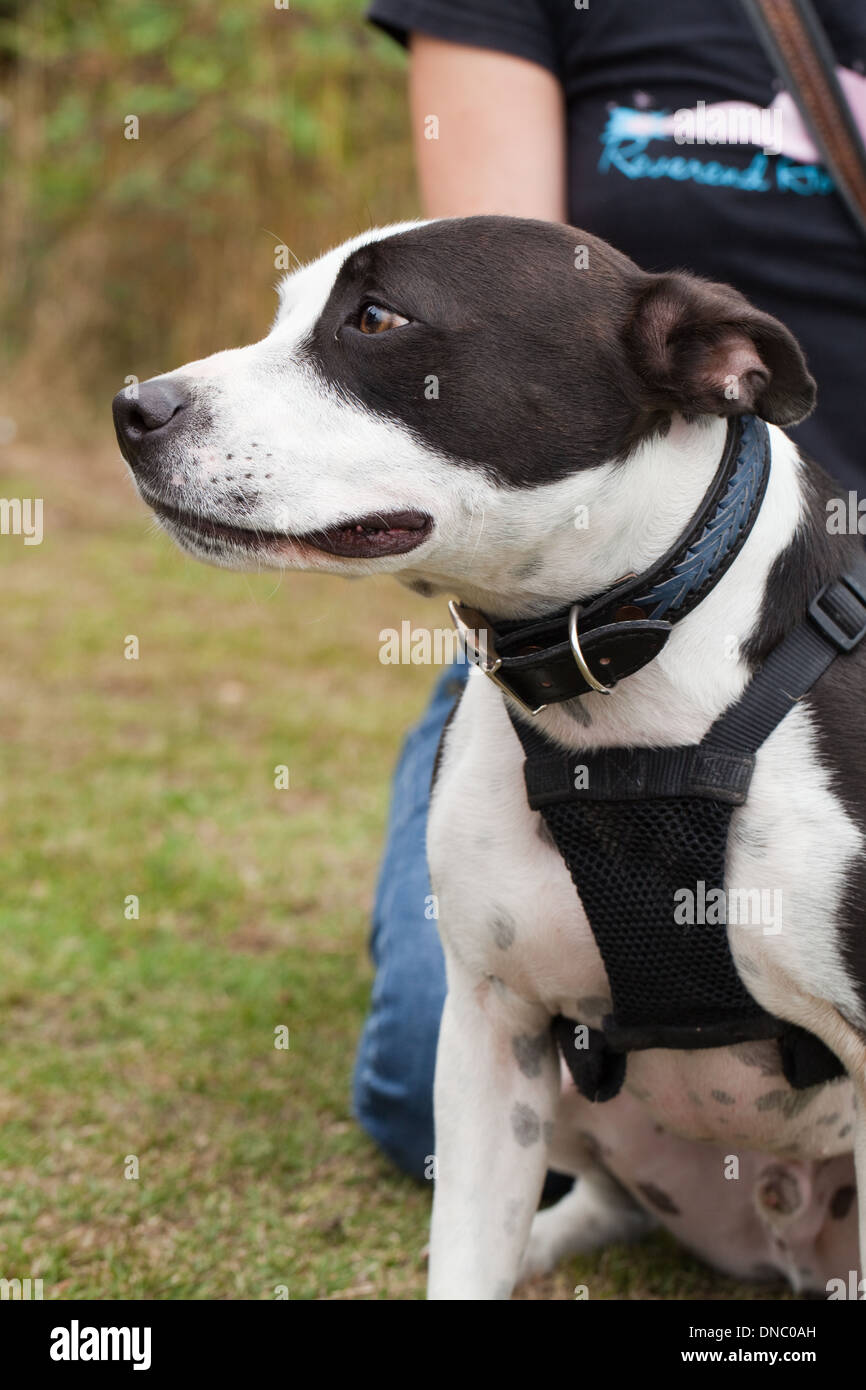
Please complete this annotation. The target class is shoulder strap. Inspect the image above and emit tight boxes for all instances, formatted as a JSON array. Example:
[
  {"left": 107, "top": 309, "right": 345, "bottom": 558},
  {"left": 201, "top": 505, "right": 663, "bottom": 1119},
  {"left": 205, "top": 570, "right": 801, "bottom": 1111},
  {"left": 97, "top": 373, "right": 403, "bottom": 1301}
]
[
  {"left": 741, "top": 0, "right": 866, "bottom": 240},
  {"left": 705, "top": 551, "right": 866, "bottom": 754}
]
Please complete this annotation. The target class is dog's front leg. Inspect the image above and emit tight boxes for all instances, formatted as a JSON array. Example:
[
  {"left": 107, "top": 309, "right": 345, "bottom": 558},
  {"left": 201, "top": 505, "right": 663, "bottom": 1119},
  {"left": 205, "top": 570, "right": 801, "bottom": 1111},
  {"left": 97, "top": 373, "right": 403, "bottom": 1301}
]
[{"left": 427, "top": 957, "right": 559, "bottom": 1300}]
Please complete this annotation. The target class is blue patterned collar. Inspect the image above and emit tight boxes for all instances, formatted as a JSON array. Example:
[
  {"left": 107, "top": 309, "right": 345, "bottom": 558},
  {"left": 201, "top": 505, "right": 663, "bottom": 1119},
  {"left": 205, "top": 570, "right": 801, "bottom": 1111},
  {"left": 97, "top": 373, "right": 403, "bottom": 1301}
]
[{"left": 601, "top": 414, "right": 770, "bottom": 624}]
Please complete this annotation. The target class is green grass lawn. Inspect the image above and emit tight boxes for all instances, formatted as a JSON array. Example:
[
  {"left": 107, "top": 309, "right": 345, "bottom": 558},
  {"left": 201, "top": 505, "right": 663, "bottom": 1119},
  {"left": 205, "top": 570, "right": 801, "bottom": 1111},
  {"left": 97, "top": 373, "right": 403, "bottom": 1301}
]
[{"left": 0, "top": 436, "right": 793, "bottom": 1299}]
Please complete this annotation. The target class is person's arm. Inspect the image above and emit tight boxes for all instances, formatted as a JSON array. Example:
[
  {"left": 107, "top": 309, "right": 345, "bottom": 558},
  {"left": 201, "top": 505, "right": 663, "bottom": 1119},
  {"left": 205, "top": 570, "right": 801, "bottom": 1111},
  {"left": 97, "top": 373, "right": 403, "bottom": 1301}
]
[{"left": 408, "top": 34, "right": 567, "bottom": 221}]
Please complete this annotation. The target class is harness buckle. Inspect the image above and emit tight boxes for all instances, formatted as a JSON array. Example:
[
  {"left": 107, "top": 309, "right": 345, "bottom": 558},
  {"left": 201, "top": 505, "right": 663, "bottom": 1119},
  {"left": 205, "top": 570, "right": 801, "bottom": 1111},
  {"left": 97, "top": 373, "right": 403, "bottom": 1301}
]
[
  {"left": 448, "top": 600, "right": 549, "bottom": 716},
  {"left": 807, "top": 569, "right": 866, "bottom": 653},
  {"left": 568, "top": 604, "right": 613, "bottom": 695}
]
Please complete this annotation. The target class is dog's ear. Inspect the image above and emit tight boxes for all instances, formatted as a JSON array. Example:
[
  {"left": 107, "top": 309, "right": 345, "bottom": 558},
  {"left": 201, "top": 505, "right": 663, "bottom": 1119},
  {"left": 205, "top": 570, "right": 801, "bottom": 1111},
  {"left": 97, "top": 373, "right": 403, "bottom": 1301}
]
[{"left": 624, "top": 272, "right": 816, "bottom": 426}]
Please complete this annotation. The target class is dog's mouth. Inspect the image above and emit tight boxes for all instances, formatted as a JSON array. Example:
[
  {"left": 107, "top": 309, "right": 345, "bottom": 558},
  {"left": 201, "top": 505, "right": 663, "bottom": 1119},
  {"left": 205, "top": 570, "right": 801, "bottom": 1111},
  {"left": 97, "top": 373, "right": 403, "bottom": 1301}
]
[{"left": 148, "top": 500, "right": 435, "bottom": 559}]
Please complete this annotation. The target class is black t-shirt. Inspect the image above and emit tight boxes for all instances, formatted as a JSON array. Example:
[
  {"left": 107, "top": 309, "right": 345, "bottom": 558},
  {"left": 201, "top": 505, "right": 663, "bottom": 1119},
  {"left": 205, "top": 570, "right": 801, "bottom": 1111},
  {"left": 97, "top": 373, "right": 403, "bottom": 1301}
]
[{"left": 368, "top": 0, "right": 866, "bottom": 487}]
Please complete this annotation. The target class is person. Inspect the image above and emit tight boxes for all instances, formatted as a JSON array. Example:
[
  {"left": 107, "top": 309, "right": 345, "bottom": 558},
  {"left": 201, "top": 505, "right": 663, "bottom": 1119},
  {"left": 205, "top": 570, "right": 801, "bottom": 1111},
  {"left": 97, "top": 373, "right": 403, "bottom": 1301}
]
[{"left": 352, "top": 0, "right": 866, "bottom": 1180}]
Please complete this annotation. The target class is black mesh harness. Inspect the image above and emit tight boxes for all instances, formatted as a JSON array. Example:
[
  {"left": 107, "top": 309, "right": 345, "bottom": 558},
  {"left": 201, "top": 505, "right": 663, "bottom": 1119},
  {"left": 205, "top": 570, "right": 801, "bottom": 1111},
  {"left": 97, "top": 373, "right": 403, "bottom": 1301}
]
[{"left": 449, "top": 417, "right": 866, "bottom": 1102}]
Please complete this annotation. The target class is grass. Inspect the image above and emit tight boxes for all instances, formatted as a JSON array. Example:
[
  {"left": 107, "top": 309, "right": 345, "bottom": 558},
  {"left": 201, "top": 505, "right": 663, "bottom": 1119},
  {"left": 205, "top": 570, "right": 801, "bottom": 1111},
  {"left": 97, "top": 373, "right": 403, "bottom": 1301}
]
[{"left": 0, "top": 434, "right": 794, "bottom": 1300}]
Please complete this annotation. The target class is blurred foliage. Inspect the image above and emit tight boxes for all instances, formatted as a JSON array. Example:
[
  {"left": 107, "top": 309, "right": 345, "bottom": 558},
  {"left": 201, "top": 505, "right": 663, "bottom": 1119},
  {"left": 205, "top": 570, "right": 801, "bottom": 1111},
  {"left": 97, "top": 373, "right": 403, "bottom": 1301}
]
[{"left": 0, "top": 0, "right": 416, "bottom": 413}]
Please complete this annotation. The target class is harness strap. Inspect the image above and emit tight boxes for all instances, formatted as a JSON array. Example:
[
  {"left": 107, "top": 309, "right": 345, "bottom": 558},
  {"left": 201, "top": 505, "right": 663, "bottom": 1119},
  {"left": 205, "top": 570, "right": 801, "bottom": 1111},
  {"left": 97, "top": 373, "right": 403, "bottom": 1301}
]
[{"left": 706, "top": 557, "right": 866, "bottom": 753}]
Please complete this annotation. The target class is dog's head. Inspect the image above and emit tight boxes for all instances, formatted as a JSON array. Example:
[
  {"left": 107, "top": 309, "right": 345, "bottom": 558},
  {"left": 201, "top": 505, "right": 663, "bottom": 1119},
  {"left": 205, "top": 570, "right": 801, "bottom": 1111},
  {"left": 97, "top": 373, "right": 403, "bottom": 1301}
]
[{"left": 114, "top": 216, "right": 815, "bottom": 608}]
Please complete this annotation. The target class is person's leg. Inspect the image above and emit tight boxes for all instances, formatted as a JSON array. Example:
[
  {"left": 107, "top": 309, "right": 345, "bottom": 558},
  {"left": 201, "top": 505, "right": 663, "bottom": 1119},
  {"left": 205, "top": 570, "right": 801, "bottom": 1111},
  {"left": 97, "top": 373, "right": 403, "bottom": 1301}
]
[{"left": 352, "top": 662, "right": 468, "bottom": 1179}]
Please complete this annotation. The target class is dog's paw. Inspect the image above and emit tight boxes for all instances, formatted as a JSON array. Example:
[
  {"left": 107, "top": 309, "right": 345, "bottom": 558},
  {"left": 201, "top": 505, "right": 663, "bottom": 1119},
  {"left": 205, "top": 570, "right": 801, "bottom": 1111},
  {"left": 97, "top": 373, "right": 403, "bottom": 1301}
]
[
  {"left": 519, "top": 1208, "right": 573, "bottom": 1281},
  {"left": 518, "top": 1176, "right": 653, "bottom": 1282}
]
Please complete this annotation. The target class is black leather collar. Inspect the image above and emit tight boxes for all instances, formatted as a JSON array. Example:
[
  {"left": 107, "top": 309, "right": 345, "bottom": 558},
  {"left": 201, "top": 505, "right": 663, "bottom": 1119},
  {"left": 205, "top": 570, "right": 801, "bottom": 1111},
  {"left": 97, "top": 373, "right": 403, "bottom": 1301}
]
[{"left": 448, "top": 416, "right": 771, "bottom": 714}]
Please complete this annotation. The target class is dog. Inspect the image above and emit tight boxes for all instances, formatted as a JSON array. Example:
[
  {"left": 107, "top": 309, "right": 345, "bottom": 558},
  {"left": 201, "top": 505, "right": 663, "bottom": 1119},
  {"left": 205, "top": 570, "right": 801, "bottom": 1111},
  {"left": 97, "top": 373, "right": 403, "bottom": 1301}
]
[{"left": 113, "top": 216, "right": 866, "bottom": 1300}]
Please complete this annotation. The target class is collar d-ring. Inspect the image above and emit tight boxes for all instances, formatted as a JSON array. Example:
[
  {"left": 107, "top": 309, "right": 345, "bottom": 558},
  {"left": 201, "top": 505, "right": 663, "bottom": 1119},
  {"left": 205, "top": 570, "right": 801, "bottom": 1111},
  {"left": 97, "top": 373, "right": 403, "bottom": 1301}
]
[{"left": 568, "top": 604, "right": 613, "bottom": 695}]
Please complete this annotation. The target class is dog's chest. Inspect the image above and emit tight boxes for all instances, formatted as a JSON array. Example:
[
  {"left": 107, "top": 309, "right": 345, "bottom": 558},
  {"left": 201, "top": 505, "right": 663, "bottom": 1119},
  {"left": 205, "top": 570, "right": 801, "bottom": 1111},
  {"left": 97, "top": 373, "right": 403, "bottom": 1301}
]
[
  {"left": 428, "top": 680, "right": 611, "bottom": 1007},
  {"left": 429, "top": 670, "right": 860, "bottom": 1158}
]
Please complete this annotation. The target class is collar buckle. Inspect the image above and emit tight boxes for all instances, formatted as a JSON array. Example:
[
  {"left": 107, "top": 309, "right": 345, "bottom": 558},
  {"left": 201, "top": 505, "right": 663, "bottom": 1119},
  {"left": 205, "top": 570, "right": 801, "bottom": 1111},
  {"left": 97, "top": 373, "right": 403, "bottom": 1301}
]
[{"left": 448, "top": 600, "right": 549, "bottom": 716}]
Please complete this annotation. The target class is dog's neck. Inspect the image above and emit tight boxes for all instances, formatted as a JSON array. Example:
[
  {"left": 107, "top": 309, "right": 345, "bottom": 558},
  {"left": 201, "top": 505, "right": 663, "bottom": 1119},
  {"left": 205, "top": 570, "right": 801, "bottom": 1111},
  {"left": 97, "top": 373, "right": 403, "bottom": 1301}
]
[
  {"left": 403, "top": 415, "right": 732, "bottom": 620},
  {"left": 495, "top": 414, "right": 735, "bottom": 621},
  {"left": 418, "top": 415, "right": 812, "bottom": 753},
  {"left": 529, "top": 421, "right": 808, "bottom": 751}
]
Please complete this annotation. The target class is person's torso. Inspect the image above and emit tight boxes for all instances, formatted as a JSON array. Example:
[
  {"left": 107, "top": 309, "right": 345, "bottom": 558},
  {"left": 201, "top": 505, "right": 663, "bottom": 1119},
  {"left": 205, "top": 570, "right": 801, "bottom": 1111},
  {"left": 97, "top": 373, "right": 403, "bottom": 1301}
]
[{"left": 550, "top": 0, "right": 866, "bottom": 483}]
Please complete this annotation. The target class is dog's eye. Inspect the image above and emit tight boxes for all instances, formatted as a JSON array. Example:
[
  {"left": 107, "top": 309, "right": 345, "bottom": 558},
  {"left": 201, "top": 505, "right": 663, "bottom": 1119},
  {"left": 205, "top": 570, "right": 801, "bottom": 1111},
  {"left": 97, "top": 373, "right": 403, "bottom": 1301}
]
[{"left": 357, "top": 303, "right": 409, "bottom": 334}]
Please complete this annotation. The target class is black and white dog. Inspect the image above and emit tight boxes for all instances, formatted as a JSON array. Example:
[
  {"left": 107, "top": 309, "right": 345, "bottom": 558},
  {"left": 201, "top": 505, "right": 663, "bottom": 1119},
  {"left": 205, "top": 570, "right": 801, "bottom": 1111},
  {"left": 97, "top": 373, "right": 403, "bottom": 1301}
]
[{"left": 114, "top": 217, "right": 866, "bottom": 1299}]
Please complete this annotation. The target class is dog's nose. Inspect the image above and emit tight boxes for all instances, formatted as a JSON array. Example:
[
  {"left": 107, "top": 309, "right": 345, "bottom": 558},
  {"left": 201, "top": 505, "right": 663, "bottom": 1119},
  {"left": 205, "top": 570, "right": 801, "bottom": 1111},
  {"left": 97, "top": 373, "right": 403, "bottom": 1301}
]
[{"left": 113, "top": 379, "right": 190, "bottom": 468}]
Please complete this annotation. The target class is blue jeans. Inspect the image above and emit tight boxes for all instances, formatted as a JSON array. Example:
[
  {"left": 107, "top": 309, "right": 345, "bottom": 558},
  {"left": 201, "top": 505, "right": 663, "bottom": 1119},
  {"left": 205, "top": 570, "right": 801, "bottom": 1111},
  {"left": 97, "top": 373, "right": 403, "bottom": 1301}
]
[{"left": 352, "top": 663, "right": 468, "bottom": 1178}]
